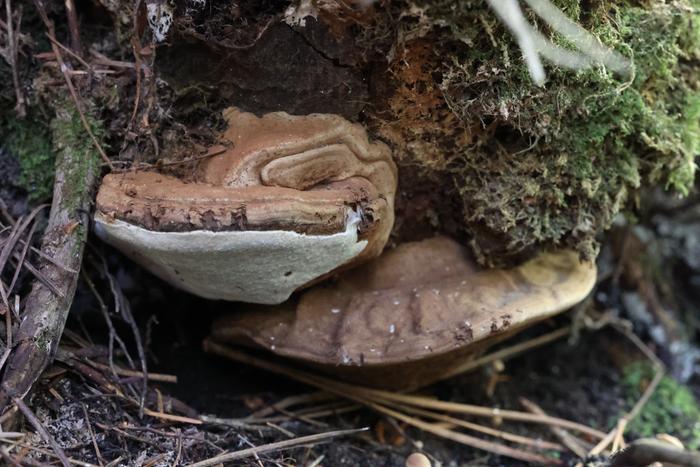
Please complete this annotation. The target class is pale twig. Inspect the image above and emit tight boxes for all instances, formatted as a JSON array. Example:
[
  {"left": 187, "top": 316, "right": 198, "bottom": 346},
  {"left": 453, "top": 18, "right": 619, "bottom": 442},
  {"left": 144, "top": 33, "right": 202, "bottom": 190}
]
[
  {"left": 520, "top": 397, "right": 588, "bottom": 458},
  {"left": 85, "top": 360, "right": 177, "bottom": 384},
  {"left": 588, "top": 324, "right": 665, "bottom": 456},
  {"left": 33, "top": 1, "right": 112, "bottom": 168},
  {"left": 4, "top": 0, "right": 25, "bottom": 116},
  {"left": 385, "top": 399, "right": 564, "bottom": 451},
  {"left": 80, "top": 403, "right": 103, "bottom": 466},
  {"left": 13, "top": 397, "right": 70, "bottom": 467},
  {"left": 189, "top": 427, "right": 368, "bottom": 467},
  {"left": 359, "top": 396, "right": 560, "bottom": 464},
  {"left": 0, "top": 300, "right": 13, "bottom": 372},
  {"left": 63, "top": 0, "right": 81, "bottom": 53}
]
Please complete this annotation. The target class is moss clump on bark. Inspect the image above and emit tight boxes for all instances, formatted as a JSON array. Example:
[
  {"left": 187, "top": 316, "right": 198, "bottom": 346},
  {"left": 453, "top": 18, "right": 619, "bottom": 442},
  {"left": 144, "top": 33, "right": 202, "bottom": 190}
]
[
  {"left": 374, "top": 0, "right": 700, "bottom": 264},
  {"left": 50, "top": 104, "right": 104, "bottom": 215}
]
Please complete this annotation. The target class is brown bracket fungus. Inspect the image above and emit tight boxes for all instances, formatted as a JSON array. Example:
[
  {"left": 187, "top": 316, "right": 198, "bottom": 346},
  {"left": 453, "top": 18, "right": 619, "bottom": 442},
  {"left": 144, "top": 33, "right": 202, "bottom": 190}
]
[
  {"left": 94, "top": 108, "right": 397, "bottom": 304},
  {"left": 210, "top": 236, "right": 596, "bottom": 389}
]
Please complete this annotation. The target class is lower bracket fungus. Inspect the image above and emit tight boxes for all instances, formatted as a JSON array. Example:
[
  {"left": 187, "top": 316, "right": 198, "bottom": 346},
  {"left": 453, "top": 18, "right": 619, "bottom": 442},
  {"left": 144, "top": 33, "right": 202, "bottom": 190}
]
[
  {"left": 211, "top": 236, "right": 596, "bottom": 389},
  {"left": 94, "top": 108, "right": 397, "bottom": 304}
]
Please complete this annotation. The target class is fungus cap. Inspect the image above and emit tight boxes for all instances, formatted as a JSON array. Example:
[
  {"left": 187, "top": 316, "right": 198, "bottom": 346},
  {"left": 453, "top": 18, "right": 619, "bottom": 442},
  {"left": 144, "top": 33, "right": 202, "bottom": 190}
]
[
  {"left": 211, "top": 236, "right": 596, "bottom": 388},
  {"left": 94, "top": 108, "right": 397, "bottom": 304}
]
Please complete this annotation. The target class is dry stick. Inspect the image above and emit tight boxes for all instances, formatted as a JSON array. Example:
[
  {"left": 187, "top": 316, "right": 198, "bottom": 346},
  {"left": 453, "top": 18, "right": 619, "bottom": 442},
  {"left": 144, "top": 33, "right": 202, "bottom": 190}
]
[
  {"left": 86, "top": 360, "right": 177, "bottom": 384},
  {"left": 101, "top": 256, "right": 148, "bottom": 415},
  {"left": 0, "top": 220, "right": 22, "bottom": 308},
  {"left": 296, "top": 371, "right": 563, "bottom": 464},
  {"left": 0, "top": 205, "right": 49, "bottom": 306},
  {"left": 0, "top": 304, "right": 13, "bottom": 372},
  {"left": 520, "top": 397, "right": 588, "bottom": 458},
  {"left": 0, "top": 447, "right": 22, "bottom": 467},
  {"left": 588, "top": 324, "right": 665, "bottom": 457},
  {"left": 8, "top": 255, "right": 65, "bottom": 299},
  {"left": 80, "top": 403, "right": 103, "bottom": 467},
  {"left": 33, "top": 1, "right": 112, "bottom": 169},
  {"left": 7, "top": 218, "right": 38, "bottom": 296},
  {"left": 109, "top": 145, "right": 229, "bottom": 172},
  {"left": 250, "top": 391, "right": 333, "bottom": 419},
  {"left": 384, "top": 399, "right": 564, "bottom": 451},
  {"left": 0, "top": 438, "right": 99, "bottom": 467},
  {"left": 0, "top": 61, "right": 100, "bottom": 413},
  {"left": 81, "top": 269, "right": 140, "bottom": 403},
  {"left": 13, "top": 397, "right": 70, "bottom": 467},
  {"left": 129, "top": 0, "right": 143, "bottom": 129},
  {"left": 189, "top": 427, "right": 368, "bottom": 467},
  {"left": 366, "top": 391, "right": 605, "bottom": 439},
  {"left": 46, "top": 33, "right": 90, "bottom": 70},
  {"left": 362, "top": 397, "right": 560, "bottom": 465},
  {"left": 63, "top": 0, "right": 81, "bottom": 53},
  {"left": 0, "top": 209, "right": 78, "bottom": 272},
  {"left": 4, "top": 0, "right": 24, "bottom": 116}
]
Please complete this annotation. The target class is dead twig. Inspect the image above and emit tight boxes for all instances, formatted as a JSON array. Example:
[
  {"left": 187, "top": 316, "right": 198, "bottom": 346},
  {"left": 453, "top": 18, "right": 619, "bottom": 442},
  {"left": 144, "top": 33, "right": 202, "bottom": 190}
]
[
  {"left": 189, "top": 427, "right": 368, "bottom": 467},
  {"left": 13, "top": 397, "right": 70, "bottom": 467},
  {"left": 80, "top": 403, "right": 103, "bottom": 466},
  {"left": 588, "top": 322, "right": 665, "bottom": 456},
  {"left": 98, "top": 253, "right": 148, "bottom": 415},
  {"left": 63, "top": 0, "right": 81, "bottom": 54},
  {"left": 520, "top": 397, "right": 588, "bottom": 458},
  {"left": 3, "top": 0, "right": 24, "bottom": 116},
  {"left": 33, "top": 0, "right": 111, "bottom": 168}
]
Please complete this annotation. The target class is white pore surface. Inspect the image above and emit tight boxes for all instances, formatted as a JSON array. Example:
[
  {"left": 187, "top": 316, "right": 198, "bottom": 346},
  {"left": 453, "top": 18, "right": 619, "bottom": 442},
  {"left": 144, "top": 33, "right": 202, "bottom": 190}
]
[{"left": 94, "top": 213, "right": 367, "bottom": 304}]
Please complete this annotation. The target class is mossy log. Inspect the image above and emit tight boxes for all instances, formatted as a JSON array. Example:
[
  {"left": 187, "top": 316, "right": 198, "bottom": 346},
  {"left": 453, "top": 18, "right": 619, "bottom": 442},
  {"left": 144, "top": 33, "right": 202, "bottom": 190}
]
[{"left": 0, "top": 107, "right": 100, "bottom": 409}]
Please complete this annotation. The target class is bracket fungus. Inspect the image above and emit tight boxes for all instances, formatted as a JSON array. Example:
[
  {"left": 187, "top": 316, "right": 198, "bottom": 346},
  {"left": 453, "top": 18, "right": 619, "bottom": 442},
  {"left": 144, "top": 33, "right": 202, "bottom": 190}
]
[
  {"left": 94, "top": 108, "right": 397, "bottom": 304},
  {"left": 211, "top": 236, "right": 596, "bottom": 389}
]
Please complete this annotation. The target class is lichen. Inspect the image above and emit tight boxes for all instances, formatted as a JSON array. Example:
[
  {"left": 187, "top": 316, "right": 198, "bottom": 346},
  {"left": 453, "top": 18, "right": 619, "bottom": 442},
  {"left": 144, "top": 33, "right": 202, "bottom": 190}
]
[
  {"left": 621, "top": 361, "right": 700, "bottom": 449},
  {"left": 370, "top": 0, "right": 700, "bottom": 264}
]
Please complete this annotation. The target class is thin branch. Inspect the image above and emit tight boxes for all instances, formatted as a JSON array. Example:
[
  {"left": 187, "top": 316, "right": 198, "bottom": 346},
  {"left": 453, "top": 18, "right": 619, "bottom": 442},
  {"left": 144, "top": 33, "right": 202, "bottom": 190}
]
[
  {"left": 33, "top": 0, "right": 112, "bottom": 168},
  {"left": 63, "top": 0, "right": 81, "bottom": 53},
  {"left": 4, "top": 0, "right": 25, "bottom": 116},
  {"left": 13, "top": 397, "right": 70, "bottom": 467}
]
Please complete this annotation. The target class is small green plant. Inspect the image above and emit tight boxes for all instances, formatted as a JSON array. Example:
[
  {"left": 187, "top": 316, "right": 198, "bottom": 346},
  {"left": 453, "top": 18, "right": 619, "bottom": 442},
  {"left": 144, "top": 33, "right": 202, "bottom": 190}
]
[{"left": 622, "top": 361, "right": 700, "bottom": 450}]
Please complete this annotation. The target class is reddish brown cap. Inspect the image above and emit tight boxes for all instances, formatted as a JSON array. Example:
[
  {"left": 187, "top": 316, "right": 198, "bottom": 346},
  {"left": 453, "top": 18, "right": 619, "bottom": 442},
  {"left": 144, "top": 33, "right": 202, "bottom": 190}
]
[{"left": 94, "top": 108, "right": 397, "bottom": 303}]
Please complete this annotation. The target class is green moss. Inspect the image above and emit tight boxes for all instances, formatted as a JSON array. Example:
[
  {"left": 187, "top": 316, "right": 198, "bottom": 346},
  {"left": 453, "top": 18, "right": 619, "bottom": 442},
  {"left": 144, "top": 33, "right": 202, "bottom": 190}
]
[
  {"left": 622, "top": 362, "right": 700, "bottom": 449},
  {"left": 0, "top": 116, "right": 54, "bottom": 203},
  {"left": 50, "top": 104, "right": 104, "bottom": 214},
  {"left": 383, "top": 0, "right": 700, "bottom": 263}
]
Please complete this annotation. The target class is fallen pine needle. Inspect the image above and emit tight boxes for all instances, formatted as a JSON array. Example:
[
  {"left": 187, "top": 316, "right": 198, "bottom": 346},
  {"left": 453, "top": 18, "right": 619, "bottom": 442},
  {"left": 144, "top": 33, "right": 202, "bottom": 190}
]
[
  {"left": 204, "top": 339, "right": 604, "bottom": 464},
  {"left": 189, "top": 427, "right": 368, "bottom": 467}
]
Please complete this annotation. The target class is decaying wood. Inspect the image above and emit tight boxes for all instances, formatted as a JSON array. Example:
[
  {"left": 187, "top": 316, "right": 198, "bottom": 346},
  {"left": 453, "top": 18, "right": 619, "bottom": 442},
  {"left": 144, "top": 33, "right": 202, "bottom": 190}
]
[{"left": 0, "top": 107, "right": 99, "bottom": 410}]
